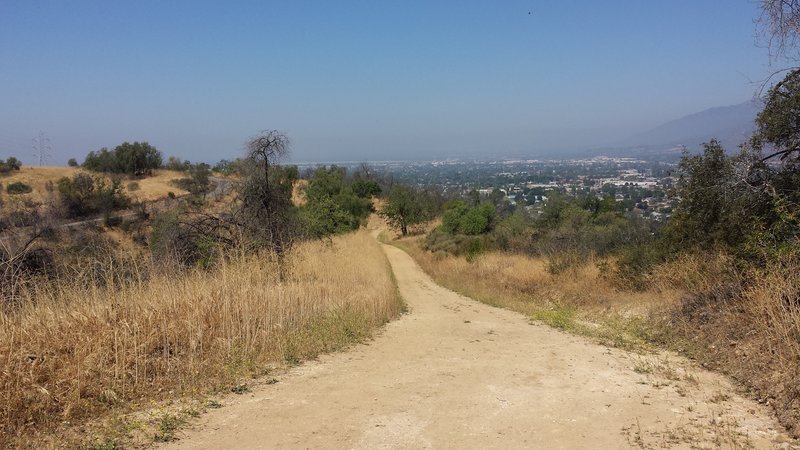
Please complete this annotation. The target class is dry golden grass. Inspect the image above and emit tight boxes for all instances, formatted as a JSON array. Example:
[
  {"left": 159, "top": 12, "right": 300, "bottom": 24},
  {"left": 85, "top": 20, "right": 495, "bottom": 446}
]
[
  {"left": 385, "top": 235, "right": 672, "bottom": 352},
  {"left": 0, "top": 230, "right": 401, "bottom": 448},
  {"left": 292, "top": 179, "right": 308, "bottom": 207},
  {"left": 127, "top": 169, "right": 190, "bottom": 201},
  {"left": 391, "top": 232, "right": 800, "bottom": 437},
  {"left": 394, "top": 234, "right": 678, "bottom": 318},
  {"left": 0, "top": 166, "right": 189, "bottom": 204},
  {"left": 660, "top": 260, "right": 800, "bottom": 437},
  {"left": 0, "top": 166, "right": 76, "bottom": 203}
]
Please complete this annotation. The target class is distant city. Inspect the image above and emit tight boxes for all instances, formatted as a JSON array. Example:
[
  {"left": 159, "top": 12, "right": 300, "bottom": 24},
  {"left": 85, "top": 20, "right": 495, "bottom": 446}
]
[{"left": 365, "top": 157, "right": 677, "bottom": 221}]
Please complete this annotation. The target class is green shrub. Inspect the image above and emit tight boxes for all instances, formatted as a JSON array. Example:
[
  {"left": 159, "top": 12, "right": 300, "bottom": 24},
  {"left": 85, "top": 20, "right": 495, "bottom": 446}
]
[
  {"left": 0, "top": 157, "right": 22, "bottom": 175},
  {"left": 612, "top": 244, "right": 666, "bottom": 290},
  {"left": 149, "top": 210, "right": 222, "bottom": 269},
  {"left": 351, "top": 179, "right": 381, "bottom": 198},
  {"left": 299, "top": 166, "right": 374, "bottom": 237},
  {"left": 6, "top": 182, "right": 32, "bottom": 195},
  {"left": 57, "top": 174, "right": 129, "bottom": 217},
  {"left": 440, "top": 200, "right": 494, "bottom": 235},
  {"left": 465, "top": 238, "right": 485, "bottom": 262},
  {"left": 423, "top": 227, "right": 488, "bottom": 257}
]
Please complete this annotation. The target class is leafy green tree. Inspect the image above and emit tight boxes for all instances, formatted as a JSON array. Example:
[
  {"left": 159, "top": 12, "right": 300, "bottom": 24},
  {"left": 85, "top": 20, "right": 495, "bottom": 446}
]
[
  {"left": 459, "top": 203, "right": 494, "bottom": 235},
  {"left": 82, "top": 142, "right": 162, "bottom": 176},
  {"left": 380, "top": 185, "right": 430, "bottom": 236},
  {"left": 440, "top": 200, "right": 494, "bottom": 235},
  {"left": 165, "top": 156, "right": 192, "bottom": 172},
  {"left": 0, "top": 157, "right": 22, "bottom": 175},
  {"left": 299, "top": 196, "right": 354, "bottom": 237},
  {"left": 83, "top": 148, "right": 118, "bottom": 172},
  {"left": 213, "top": 159, "right": 237, "bottom": 175},
  {"left": 299, "top": 166, "right": 373, "bottom": 236},
  {"left": 752, "top": 68, "right": 800, "bottom": 162},
  {"left": 114, "top": 141, "right": 162, "bottom": 176},
  {"left": 441, "top": 200, "right": 469, "bottom": 233},
  {"left": 5, "top": 157, "right": 21, "bottom": 170},
  {"left": 305, "top": 166, "right": 346, "bottom": 203},
  {"left": 352, "top": 179, "right": 381, "bottom": 198},
  {"left": 67, "top": 158, "right": 78, "bottom": 167},
  {"left": 666, "top": 140, "right": 775, "bottom": 253}
]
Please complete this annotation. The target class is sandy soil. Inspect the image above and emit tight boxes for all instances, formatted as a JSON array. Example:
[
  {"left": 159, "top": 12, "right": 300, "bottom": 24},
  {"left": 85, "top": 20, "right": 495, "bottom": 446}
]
[{"left": 163, "top": 242, "right": 795, "bottom": 449}]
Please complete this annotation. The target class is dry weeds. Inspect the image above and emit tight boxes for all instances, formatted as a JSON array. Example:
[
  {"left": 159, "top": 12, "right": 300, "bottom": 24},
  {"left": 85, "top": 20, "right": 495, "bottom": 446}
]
[
  {"left": 390, "top": 233, "right": 800, "bottom": 438},
  {"left": 388, "top": 235, "right": 678, "bottom": 350},
  {"left": 0, "top": 230, "right": 401, "bottom": 448},
  {"left": 1, "top": 166, "right": 189, "bottom": 204}
]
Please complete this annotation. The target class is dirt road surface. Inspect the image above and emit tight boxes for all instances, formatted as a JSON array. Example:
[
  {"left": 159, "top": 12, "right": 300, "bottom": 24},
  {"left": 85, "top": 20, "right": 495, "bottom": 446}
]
[{"left": 164, "top": 243, "right": 794, "bottom": 449}]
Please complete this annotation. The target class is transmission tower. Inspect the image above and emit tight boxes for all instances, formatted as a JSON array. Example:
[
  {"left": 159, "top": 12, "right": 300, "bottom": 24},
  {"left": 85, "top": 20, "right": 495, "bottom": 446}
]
[{"left": 32, "top": 131, "right": 52, "bottom": 166}]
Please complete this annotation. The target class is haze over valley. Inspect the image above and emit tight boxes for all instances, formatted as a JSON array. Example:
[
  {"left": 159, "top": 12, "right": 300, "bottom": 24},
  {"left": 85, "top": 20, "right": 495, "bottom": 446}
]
[{"left": 2, "top": 2, "right": 800, "bottom": 449}]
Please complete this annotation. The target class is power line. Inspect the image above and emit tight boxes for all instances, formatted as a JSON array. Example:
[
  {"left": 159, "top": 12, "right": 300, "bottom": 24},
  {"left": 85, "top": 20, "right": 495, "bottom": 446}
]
[{"left": 32, "top": 131, "right": 52, "bottom": 166}]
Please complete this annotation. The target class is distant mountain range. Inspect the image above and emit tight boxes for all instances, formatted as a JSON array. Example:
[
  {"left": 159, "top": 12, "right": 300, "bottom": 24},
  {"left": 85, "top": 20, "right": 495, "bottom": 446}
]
[{"left": 586, "top": 100, "right": 762, "bottom": 160}]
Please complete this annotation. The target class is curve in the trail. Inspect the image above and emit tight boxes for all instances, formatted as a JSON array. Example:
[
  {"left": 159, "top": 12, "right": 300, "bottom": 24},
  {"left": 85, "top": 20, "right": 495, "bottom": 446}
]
[{"left": 164, "top": 242, "right": 791, "bottom": 449}]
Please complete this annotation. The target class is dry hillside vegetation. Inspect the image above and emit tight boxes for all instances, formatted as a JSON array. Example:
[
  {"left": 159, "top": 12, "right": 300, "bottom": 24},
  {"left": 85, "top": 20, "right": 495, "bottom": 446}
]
[
  {"left": 390, "top": 237, "right": 670, "bottom": 349},
  {"left": 0, "top": 230, "right": 401, "bottom": 448},
  {"left": 291, "top": 179, "right": 308, "bottom": 206},
  {"left": 1, "top": 166, "right": 188, "bottom": 204},
  {"left": 390, "top": 234, "right": 800, "bottom": 438}
]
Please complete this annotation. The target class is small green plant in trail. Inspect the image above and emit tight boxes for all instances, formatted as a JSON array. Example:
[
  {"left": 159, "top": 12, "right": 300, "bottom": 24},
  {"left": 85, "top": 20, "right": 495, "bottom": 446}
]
[
  {"left": 231, "top": 383, "right": 249, "bottom": 394},
  {"left": 530, "top": 307, "right": 578, "bottom": 331},
  {"left": 709, "top": 392, "right": 730, "bottom": 404},
  {"left": 186, "top": 407, "right": 202, "bottom": 418},
  {"left": 206, "top": 400, "right": 223, "bottom": 409},
  {"left": 632, "top": 357, "right": 654, "bottom": 374},
  {"left": 85, "top": 438, "right": 124, "bottom": 450},
  {"left": 153, "top": 412, "right": 185, "bottom": 442}
]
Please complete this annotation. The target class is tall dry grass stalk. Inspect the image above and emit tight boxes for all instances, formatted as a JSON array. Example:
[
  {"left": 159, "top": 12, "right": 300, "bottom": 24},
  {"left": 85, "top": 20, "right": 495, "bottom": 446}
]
[
  {"left": 749, "top": 266, "right": 800, "bottom": 373},
  {"left": 745, "top": 268, "right": 800, "bottom": 436},
  {"left": 0, "top": 230, "right": 401, "bottom": 447},
  {"left": 661, "top": 259, "right": 800, "bottom": 437},
  {"left": 396, "top": 235, "right": 800, "bottom": 437},
  {"left": 399, "top": 239, "right": 679, "bottom": 317}
]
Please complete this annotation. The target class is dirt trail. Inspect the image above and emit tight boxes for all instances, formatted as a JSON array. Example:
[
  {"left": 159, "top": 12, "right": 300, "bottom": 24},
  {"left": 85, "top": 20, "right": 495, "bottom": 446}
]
[{"left": 165, "top": 242, "right": 794, "bottom": 449}]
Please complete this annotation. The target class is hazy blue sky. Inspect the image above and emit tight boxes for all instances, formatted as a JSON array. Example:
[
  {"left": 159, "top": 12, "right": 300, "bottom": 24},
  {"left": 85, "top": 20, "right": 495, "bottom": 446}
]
[{"left": 0, "top": 1, "right": 774, "bottom": 163}]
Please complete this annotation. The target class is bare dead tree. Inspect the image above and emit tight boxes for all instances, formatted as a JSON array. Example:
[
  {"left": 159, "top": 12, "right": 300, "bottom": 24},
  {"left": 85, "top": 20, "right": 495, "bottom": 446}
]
[
  {"left": 240, "top": 130, "right": 296, "bottom": 258},
  {"left": 758, "top": 0, "right": 800, "bottom": 63},
  {"left": 245, "top": 130, "right": 290, "bottom": 213}
]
